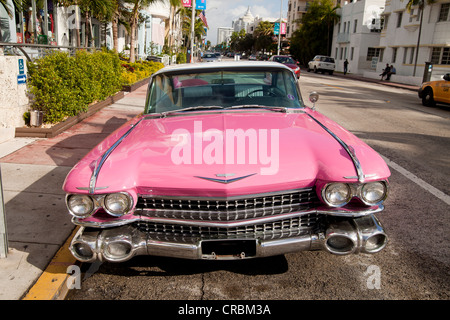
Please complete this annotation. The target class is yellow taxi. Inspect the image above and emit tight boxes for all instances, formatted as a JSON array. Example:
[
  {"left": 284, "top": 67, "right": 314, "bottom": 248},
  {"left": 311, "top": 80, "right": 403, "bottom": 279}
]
[{"left": 418, "top": 73, "right": 450, "bottom": 107}]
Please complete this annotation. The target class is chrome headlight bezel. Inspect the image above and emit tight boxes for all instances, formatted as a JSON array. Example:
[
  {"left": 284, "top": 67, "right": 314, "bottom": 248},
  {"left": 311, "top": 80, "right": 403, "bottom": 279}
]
[
  {"left": 66, "top": 194, "right": 95, "bottom": 218},
  {"left": 321, "top": 181, "right": 388, "bottom": 208},
  {"left": 322, "top": 183, "right": 352, "bottom": 207},
  {"left": 104, "top": 192, "right": 133, "bottom": 217},
  {"left": 66, "top": 192, "right": 134, "bottom": 218},
  {"left": 360, "top": 181, "right": 388, "bottom": 206}
]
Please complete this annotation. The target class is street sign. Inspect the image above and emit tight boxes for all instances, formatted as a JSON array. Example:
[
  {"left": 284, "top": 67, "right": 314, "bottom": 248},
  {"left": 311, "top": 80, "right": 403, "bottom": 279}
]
[
  {"left": 196, "top": 0, "right": 206, "bottom": 10},
  {"left": 182, "top": 0, "right": 191, "bottom": 7},
  {"left": 18, "top": 58, "right": 24, "bottom": 75},
  {"left": 17, "top": 74, "right": 27, "bottom": 84}
]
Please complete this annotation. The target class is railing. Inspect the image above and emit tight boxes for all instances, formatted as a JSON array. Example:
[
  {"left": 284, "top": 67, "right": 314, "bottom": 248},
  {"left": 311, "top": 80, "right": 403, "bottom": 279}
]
[{"left": 0, "top": 42, "right": 99, "bottom": 61}]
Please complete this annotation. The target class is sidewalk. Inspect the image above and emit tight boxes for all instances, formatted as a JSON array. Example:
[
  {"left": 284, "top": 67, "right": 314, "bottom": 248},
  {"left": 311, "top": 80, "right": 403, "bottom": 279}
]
[
  {"left": 0, "top": 85, "right": 147, "bottom": 300},
  {"left": 0, "top": 71, "right": 420, "bottom": 300}
]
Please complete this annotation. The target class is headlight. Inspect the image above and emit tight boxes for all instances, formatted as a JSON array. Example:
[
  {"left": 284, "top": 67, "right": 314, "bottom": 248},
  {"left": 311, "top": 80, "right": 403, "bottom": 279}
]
[
  {"left": 104, "top": 193, "right": 132, "bottom": 216},
  {"left": 361, "top": 182, "right": 387, "bottom": 205},
  {"left": 323, "top": 183, "right": 351, "bottom": 207},
  {"left": 67, "top": 194, "right": 94, "bottom": 218}
]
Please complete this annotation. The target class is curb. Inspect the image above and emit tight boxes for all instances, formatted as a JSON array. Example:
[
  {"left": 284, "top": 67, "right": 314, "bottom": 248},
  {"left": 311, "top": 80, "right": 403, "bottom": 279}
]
[{"left": 22, "top": 226, "right": 79, "bottom": 300}]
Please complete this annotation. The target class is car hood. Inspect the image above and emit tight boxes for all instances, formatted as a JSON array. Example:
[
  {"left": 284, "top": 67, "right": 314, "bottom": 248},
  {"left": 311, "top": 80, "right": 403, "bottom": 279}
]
[{"left": 63, "top": 110, "right": 390, "bottom": 197}]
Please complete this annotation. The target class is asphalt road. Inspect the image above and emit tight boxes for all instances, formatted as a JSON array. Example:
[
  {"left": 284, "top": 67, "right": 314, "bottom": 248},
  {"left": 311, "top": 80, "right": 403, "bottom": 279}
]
[{"left": 67, "top": 71, "right": 450, "bottom": 302}]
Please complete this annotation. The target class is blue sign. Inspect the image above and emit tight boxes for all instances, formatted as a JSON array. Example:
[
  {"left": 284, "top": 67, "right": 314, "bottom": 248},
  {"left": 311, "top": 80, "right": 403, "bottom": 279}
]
[
  {"left": 17, "top": 74, "right": 27, "bottom": 84},
  {"left": 196, "top": 0, "right": 206, "bottom": 10},
  {"left": 18, "top": 59, "right": 25, "bottom": 75}
]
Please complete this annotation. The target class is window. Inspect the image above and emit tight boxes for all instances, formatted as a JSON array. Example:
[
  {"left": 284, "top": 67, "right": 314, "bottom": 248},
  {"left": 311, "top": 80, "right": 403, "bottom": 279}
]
[
  {"left": 351, "top": 47, "right": 354, "bottom": 60},
  {"left": 431, "top": 47, "right": 450, "bottom": 65},
  {"left": 409, "top": 47, "right": 415, "bottom": 64},
  {"left": 367, "top": 47, "right": 383, "bottom": 61},
  {"left": 403, "top": 47, "right": 408, "bottom": 64},
  {"left": 392, "top": 47, "right": 398, "bottom": 63},
  {"left": 397, "top": 12, "right": 403, "bottom": 28},
  {"left": 354, "top": 19, "right": 358, "bottom": 33},
  {"left": 438, "top": 3, "right": 450, "bottom": 22}
]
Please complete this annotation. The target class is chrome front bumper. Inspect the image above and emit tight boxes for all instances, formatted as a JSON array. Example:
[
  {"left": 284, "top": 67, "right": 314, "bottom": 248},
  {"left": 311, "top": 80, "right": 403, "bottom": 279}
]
[{"left": 69, "top": 214, "right": 388, "bottom": 263}]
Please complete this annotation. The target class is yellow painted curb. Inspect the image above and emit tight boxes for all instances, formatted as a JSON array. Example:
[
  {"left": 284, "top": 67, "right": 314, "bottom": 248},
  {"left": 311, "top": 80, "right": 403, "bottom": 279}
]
[{"left": 22, "top": 226, "right": 80, "bottom": 300}]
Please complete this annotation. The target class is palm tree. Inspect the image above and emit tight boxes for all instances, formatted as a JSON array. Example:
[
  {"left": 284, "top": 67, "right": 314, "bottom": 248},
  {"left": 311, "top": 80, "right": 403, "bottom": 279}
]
[
  {"left": 78, "top": 0, "right": 115, "bottom": 48},
  {"left": 167, "top": 0, "right": 181, "bottom": 52},
  {"left": 0, "top": 0, "right": 22, "bottom": 18},
  {"left": 127, "top": 0, "right": 163, "bottom": 63},
  {"left": 404, "top": 0, "right": 435, "bottom": 76},
  {"left": 320, "top": 1, "right": 340, "bottom": 56}
]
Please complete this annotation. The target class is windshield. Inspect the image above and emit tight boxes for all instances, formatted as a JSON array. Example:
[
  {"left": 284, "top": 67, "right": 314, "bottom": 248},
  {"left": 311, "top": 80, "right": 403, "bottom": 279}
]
[
  {"left": 273, "top": 56, "right": 296, "bottom": 64},
  {"left": 145, "top": 69, "right": 303, "bottom": 114}
]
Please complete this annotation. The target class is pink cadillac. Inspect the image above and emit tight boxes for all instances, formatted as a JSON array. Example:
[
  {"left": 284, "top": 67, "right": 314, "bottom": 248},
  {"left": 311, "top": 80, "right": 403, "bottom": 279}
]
[{"left": 63, "top": 61, "right": 390, "bottom": 262}]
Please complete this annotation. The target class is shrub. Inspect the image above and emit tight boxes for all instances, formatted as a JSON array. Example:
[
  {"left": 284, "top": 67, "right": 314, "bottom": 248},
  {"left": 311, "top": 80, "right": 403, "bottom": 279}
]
[
  {"left": 27, "top": 49, "right": 123, "bottom": 123},
  {"left": 120, "top": 60, "right": 164, "bottom": 85}
]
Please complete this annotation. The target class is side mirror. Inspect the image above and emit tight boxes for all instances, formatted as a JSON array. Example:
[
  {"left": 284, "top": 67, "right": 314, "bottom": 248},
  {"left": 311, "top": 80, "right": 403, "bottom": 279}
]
[{"left": 309, "top": 91, "right": 319, "bottom": 110}]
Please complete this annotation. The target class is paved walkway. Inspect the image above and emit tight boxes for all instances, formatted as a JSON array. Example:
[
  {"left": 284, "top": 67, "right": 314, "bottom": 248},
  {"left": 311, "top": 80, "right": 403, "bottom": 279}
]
[
  {"left": 0, "top": 70, "right": 420, "bottom": 300},
  {"left": 0, "top": 85, "right": 147, "bottom": 300}
]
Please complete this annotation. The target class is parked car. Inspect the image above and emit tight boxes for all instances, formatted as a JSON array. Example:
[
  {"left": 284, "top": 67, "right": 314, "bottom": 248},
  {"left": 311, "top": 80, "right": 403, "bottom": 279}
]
[
  {"left": 418, "top": 73, "right": 450, "bottom": 107},
  {"left": 307, "top": 55, "right": 335, "bottom": 75},
  {"left": 202, "top": 52, "right": 220, "bottom": 62},
  {"left": 249, "top": 54, "right": 257, "bottom": 61},
  {"left": 146, "top": 55, "right": 162, "bottom": 63},
  {"left": 269, "top": 55, "right": 301, "bottom": 78},
  {"left": 64, "top": 61, "right": 390, "bottom": 263}
]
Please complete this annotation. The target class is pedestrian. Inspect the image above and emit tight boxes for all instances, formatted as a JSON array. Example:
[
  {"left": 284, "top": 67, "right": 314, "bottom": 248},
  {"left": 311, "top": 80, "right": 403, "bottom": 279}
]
[
  {"left": 386, "top": 65, "right": 396, "bottom": 81},
  {"left": 380, "top": 63, "right": 391, "bottom": 80},
  {"left": 344, "top": 59, "right": 349, "bottom": 75}
]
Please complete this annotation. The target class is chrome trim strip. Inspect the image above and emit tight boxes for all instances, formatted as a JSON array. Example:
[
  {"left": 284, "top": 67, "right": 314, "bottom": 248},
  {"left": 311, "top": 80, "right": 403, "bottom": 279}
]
[
  {"left": 72, "top": 205, "right": 384, "bottom": 229},
  {"left": 137, "top": 187, "right": 314, "bottom": 201},
  {"left": 194, "top": 173, "right": 257, "bottom": 184},
  {"left": 88, "top": 119, "right": 143, "bottom": 194},
  {"left": 306, "top": 113, "right": 365, "bottom": 183}
]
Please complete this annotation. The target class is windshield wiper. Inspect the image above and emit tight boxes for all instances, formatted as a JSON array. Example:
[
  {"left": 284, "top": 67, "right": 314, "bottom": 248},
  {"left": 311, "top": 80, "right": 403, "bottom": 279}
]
[
  {"left": 226, "top": 105, "right": 288, "bottom": 112},
  {"left": 161, "top": 106, "right": 225, "bottom": 117}
]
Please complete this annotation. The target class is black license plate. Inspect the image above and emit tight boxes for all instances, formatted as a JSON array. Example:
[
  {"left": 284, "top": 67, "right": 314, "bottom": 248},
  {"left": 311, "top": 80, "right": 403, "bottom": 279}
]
[{"left": 201, "top": 240, "right": 257, "bottom": 258}]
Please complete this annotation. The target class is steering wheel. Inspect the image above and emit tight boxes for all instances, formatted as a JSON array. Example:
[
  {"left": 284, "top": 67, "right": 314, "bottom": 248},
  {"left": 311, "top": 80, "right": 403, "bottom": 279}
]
[{"left": 246, "top": 88, "right": 277, "bottom": 98}]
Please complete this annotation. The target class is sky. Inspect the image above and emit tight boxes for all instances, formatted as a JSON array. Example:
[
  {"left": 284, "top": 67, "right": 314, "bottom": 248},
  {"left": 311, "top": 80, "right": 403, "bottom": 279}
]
[{"left": 200, "top": 0, "right": 289, "bottom": 45}]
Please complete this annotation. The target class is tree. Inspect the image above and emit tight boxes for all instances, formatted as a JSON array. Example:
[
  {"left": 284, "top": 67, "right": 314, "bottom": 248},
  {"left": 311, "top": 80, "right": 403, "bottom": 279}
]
[
  {"left": 404, "top": 0, "right": 435, "bottom": 76},
  {"left": 127, "top": 0, "right": 163, "bottom": 62},
  {"left": 289, "top": 0, "right": 339, "bottom": 65},
  {"left": 167, "top": 0, "right": 182, "bottom": 52},
  {"left": 320, "top": 2, "right": 340, "bottom": 56}
]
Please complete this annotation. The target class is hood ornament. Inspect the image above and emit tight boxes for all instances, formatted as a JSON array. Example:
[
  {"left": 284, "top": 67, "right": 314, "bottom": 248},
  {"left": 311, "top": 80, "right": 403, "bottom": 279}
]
[{"left": 195, "top": 173, "right": 257, "bottom": 184}]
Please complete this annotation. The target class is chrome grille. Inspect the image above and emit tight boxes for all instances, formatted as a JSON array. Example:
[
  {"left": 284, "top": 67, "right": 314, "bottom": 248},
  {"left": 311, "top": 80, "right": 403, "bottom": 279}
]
[
  {"left": 136, "top": 189, "right": 319, "bottom": 221},
  {"left": 134, "top": 213, "right": 322, "bottom": 242}
]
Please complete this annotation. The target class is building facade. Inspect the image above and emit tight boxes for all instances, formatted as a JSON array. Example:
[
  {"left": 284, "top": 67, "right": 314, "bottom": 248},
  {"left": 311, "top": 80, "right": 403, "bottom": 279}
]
[
  {"left": 0, "top": 0, "right": 177, "bottom": 60},
  {"left": 286, "top": 0, "right": 310, "bottom": 39},
  {"left": 330, "top": 0, "right": 450, "bottom": 84},
  {"left": 331, "top": 0, "right": 386, "bottom": 75}
]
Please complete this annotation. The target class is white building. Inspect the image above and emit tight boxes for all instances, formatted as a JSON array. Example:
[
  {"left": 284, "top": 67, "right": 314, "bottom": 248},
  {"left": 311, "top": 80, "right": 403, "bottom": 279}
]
[
  {"left": 217, "top": 27, "right": 234, "bottom": 46},
  {"left": 232, "top": 6, "right": 255, "bottom": 33},
  {"left": 331, "top": 0, "right": 386, "bottom": 75},
  {"left": 331, "top": 0, "right": 450, "bottom": 84},
  {"left": 376, "top": 0, "right": 450, "bottom": 83},
  {"left": 286, "top": 0, "right": 310, "bottom": 39}
]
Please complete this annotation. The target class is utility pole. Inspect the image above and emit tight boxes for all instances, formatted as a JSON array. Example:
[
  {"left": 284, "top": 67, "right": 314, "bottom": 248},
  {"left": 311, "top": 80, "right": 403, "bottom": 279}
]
[
  {"left": 277, "top": 0, "right": 283, "bottom": 55},
  {"left": 190, "top": 0, "right": 196, "bottom": 63}
]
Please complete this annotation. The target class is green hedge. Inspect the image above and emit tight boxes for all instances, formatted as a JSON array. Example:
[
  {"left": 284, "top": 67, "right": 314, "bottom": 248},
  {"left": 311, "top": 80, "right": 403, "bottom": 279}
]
[
  {"left": 27, "top": 49, "right": 124, "bottom": 123},
  {"left": 121, "top": 60, "right": 164, "bottom": 85}
]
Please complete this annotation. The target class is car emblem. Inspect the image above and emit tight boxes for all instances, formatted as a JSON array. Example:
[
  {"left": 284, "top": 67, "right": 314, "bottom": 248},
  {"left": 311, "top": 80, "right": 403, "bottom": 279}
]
[{"left": 195, "top": 173, "right": 257, "bottom": 184}]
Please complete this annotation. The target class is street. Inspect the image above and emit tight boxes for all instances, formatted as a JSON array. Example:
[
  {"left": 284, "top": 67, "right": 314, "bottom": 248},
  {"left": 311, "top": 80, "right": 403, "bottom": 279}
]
[{"left": 66, "top": 70, "right": 450, "bottom": 301}]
